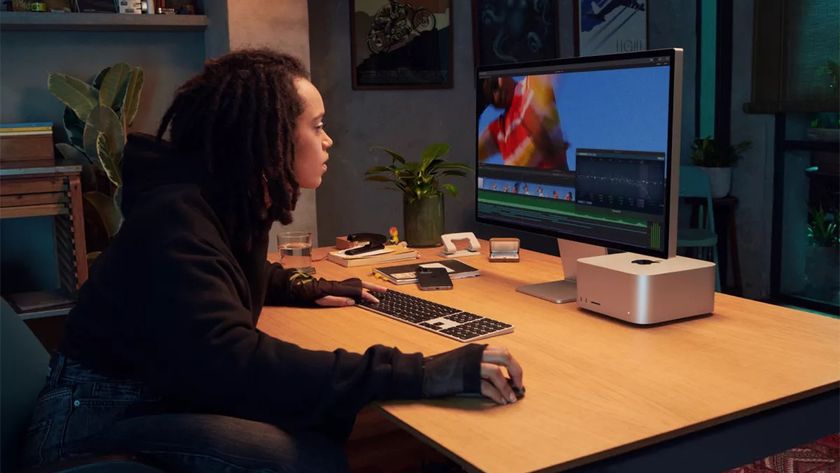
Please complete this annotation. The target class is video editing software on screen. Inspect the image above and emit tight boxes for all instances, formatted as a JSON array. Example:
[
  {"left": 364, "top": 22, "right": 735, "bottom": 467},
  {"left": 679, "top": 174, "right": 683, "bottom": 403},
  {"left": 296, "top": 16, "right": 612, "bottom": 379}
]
[{"left": 476, "top": 54, "right": 672, "bottom": 253}]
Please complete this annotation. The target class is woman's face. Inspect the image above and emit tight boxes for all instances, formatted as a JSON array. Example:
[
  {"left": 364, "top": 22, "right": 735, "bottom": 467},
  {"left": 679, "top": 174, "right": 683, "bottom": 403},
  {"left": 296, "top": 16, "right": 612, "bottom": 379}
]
[{"left": 293, "top": 78, "right": 333, "bottom": 189}]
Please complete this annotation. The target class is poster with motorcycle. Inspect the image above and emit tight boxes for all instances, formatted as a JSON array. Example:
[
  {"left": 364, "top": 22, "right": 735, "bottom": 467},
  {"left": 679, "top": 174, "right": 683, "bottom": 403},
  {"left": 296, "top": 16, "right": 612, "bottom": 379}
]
[{"left": 351, "top": 0, "right": 453, "bottom": 89}]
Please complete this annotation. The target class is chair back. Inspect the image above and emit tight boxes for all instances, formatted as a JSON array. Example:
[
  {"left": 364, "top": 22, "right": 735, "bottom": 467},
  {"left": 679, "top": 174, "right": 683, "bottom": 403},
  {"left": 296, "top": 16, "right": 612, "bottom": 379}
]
[
  {"left": 1, "top": 300, "right": 50, "bottom": 471},
  {"left": 679, "top": 166, "right": 716, "bottom": 233}
]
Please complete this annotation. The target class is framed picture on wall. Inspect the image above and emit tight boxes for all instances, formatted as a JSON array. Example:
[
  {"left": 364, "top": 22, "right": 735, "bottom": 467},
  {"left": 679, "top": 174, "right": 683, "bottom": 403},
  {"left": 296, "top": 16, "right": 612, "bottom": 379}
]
[
  {"left": 472, "top": 0, "right": 559, "bottom": 66},
  {"left": 575, "top": 0, "right": 648, "bottom": 56},
  {"left": 350, "top": 0, "right": 453, "bottom": 89}
]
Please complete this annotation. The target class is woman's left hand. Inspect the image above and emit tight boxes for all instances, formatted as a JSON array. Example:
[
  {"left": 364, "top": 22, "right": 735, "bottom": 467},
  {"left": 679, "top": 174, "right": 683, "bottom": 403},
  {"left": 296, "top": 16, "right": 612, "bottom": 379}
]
[{"left": 315, "top": 280, "right": 387, "bottom": 307}]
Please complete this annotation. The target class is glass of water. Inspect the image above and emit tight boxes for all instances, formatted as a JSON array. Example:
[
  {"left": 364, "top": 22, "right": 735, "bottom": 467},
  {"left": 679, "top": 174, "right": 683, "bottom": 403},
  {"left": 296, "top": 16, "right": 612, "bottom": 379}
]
[{"left": 277, "top": 231, "right": 314, "bottom": 274}]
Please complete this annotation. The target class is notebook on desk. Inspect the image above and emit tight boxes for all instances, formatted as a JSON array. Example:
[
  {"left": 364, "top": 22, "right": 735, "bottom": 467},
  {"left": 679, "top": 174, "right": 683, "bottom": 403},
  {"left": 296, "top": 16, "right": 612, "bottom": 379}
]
[{"left": 373, "top": 259, "right": 480, "bottom": 285}]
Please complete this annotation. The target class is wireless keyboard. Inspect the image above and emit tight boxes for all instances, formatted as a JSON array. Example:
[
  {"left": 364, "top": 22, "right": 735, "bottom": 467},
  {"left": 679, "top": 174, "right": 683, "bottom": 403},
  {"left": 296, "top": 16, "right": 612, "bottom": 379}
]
[{"left": 358, "top": 289, "right": 513, "bottom": 342}]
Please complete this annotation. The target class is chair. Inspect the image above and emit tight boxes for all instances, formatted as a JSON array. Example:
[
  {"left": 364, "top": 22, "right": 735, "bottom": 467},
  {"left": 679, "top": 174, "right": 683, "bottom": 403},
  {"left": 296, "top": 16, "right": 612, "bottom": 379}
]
[
  {"left": 1, "top": 300, "right": 165, "bottom": 473},
  {"left": 678, "top": 166, "right": 721, "bottom": 292}
]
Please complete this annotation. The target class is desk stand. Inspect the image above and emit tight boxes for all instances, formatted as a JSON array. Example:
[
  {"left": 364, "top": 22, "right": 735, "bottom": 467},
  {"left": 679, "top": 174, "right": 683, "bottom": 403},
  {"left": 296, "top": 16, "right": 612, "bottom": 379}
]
[{"left": 516, "top": 239, "right": 607, "bottom": 304}]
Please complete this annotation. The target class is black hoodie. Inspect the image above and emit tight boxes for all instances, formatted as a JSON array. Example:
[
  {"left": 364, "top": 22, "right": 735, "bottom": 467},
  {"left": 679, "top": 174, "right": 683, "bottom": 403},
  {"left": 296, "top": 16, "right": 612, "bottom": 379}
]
[{"left": 61, "top": 134, "right": 483, "bottom": 437}]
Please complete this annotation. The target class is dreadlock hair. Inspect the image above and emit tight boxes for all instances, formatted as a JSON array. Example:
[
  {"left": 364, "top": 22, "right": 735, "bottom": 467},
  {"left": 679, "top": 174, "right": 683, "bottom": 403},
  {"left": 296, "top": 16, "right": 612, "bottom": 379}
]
[{"left": 156, "top": 49, "right": 309, "bottom": 253}]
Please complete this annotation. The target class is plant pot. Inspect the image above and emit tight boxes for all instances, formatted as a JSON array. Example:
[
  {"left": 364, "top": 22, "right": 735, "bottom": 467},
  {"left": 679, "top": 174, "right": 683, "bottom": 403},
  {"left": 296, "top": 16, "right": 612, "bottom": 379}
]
[
  {"left": 403, "top": 193, "right": 444, "bottom": 247},
  {"left": 698, "top": 166, "right": 731, "bottom": 198}
]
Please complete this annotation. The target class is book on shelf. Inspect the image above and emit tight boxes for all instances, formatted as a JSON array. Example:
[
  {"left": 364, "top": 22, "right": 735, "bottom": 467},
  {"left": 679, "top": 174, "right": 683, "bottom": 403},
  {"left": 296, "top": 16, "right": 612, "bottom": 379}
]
[
  {"left": 0, "top": 122, "right": 54, "bottom": 165},
  {"left": 327, "top": 245, "right": 418, "bottom": 267},
  {"left": 3, "top": 289, "right": 75, "bottom": 315},
  {"left": 0, "top": 122, "right": 53, "bottom": 134},
  {"left": 373, "top": 259, "right": 480, "bottom": 285}
]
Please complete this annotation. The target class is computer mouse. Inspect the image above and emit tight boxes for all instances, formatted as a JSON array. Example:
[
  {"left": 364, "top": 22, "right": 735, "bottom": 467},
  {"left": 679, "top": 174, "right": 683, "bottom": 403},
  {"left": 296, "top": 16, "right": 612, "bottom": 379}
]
[
  {"left": 455, "top": 379, "right": 525, "bottom": 400},
  {"left": 510, "top": 379, "right": 526, "bottom": 399}
]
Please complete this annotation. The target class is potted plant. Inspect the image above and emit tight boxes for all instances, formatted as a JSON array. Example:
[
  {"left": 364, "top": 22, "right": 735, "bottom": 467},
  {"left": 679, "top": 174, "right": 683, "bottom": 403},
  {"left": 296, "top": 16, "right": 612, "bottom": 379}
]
[
  {"left": 805, "top": 206, "right": 840, "bottom": 302},
  {"left": 365, "top": 143, "right": 470, "bottom": 247},
  {"left": 689, "top": 137, "right": 751, "bottom": 198},
  {"left": 48, "top": 63, "right": 144, "bottom": 262}
]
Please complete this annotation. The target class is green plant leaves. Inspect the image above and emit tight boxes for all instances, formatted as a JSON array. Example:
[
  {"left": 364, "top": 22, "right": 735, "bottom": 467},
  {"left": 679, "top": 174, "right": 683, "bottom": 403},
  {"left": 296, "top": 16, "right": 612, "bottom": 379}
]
[
  {"left": 99, "top": 63, "right": 131, "bottom": 110},
  {"left": 420, "top": 143, "right": 450, "bottom": 171},
  {"left": 84, "top": 191, "right": 123, "bottom": 238},
  {"left": 808, "top": 207, "right": 839, "bottom": 248},
  {"left": 690, "top": 136, "right": 752, "bottom": 167},
  {"left": 83, "top": 106, "right": 124, "bottom": 187},
  {"left": 55, "top": 143, "right": 89, "bottom": 164},
  {"left": 366, "top": 142, "right": 470, "bottom": 202},
  {"left": 48, "top": 73, "right": 98, "bottom": 121},
  {"left": 370, "top": 146, "right": 406, "bottom": 164},
  {"left": 62, "top": 107, "right": 86, "bottom": 151},
  {"left": 122, "top": 67, "right": 144, "bottom": 128}
]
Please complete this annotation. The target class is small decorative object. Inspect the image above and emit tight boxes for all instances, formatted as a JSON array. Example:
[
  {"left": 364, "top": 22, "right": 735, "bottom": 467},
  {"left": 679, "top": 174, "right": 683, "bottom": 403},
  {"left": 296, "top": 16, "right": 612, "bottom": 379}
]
[
  {"left": 441, "top": 231, "right": 481, "bottom": 258},
  {"left": 350, "top": 0, "right": 453, "bottom": 89},
  {"left": 164, "top": 0, "right": 196, "bottom": 14},
  {"left": 45, "top": 0, "right": 72, "bottom": 11},
  {"left": 74, "top": 0, "right": 117, "bottom": 12},
  {"left": 489, "top": 237, "right": 520, "bottom": 262},
  {"left": 690, "top": 137, "right": 751, "bottom": 198},
  {"left": 575, "top": 0, "right": 647, "bottom": 56},
  {"left": 473, "top": 0, "right": 558, "bottom": 66},
  {"left": 48, "top": 63, "right": 144, "bottom": 258},
  {"left": 11, "top": 0, "right": 33, "bottom": 11},
  {"left": 365, "top": 143, "right": 470, "bottom": 247},
  {"left": 117, "top": 0, "right": 142, "bottom": 14},
  {"left": 388, "top": 225, "right": 400, "bottom": 244}
]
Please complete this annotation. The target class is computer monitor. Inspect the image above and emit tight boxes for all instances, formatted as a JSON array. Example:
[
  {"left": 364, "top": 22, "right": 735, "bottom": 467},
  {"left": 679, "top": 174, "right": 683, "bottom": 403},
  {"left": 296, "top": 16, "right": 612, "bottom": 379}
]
[{"left": 475, "top": 48, "right": 683, "bottom": 303}]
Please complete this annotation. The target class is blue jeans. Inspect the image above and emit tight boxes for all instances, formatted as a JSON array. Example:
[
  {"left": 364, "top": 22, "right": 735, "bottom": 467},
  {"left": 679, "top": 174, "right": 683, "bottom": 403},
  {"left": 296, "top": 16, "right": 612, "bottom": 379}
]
[{"left": 22, "top": 354, "right": 347, "bottom": 473}]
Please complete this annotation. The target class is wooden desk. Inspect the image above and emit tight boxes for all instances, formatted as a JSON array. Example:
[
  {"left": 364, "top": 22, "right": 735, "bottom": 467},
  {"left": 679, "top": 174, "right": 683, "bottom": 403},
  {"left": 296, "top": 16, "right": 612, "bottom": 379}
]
[{"left": 260, "top": 243, "right": 840, "bottom": 473}]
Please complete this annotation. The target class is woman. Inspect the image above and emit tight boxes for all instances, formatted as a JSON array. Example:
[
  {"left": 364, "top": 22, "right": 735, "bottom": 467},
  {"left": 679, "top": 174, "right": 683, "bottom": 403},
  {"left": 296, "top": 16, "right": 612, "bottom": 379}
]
[{"left": 22, "top": 49, "right": 524, "bottom": 473}]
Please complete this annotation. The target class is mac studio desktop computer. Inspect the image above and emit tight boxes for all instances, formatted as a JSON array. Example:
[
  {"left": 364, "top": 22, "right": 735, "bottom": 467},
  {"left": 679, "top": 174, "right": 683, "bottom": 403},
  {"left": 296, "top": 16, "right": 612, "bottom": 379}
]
[{"left": 475, "top": 48, "right": 715, "bottom": 324}]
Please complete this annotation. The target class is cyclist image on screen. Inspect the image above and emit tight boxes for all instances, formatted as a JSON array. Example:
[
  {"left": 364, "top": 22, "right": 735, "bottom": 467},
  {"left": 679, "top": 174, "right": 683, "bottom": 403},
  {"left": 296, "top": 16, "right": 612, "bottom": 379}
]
[{"left": 478, "top": 74, "right": 570, "bottom": 171}]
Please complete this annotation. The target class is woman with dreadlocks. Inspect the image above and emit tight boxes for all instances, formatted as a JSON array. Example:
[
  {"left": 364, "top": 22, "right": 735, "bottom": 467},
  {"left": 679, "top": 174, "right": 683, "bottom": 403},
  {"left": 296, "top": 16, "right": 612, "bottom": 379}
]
[{"left": 22, "top": 49, "right": 524, "bottom": 473}]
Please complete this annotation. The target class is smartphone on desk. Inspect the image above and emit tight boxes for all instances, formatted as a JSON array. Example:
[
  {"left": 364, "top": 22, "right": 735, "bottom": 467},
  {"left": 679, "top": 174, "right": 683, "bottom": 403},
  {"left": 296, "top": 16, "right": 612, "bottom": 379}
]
[{"left": 416, "top": 267, "right": 453, "bottom": 291}]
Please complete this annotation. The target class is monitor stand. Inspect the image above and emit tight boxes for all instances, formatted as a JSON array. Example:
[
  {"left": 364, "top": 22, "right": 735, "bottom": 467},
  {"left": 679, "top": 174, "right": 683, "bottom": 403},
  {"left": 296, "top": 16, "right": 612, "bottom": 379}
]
[{"left": 516, "top": 239, "right": 608, "bottom": 303}]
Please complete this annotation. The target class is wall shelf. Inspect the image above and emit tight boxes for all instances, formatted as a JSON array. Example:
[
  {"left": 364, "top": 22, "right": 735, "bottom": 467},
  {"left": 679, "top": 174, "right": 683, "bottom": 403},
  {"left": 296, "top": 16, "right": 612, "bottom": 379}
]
[{"left": 0, "top": 11, "right": 208, "bottom": 31}]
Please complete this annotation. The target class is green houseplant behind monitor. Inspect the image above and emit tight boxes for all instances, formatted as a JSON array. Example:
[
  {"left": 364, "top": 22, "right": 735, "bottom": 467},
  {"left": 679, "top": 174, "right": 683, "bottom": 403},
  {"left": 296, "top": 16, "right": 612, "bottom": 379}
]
[{"left": 475, "top": 48, "right": 683, "bottom": 303}]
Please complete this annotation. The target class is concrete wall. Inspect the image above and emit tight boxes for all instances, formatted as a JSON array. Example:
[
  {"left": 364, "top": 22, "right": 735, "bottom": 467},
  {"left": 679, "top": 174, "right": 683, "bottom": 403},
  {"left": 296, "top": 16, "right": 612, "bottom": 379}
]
[
  {"left": 309, "top": 0, "right": 699, "bottom": 255},
  {"left": 204, "top": 0, "right": 318, "bottom": 249},
  {"left": 309, "top": 0, "right": 478, "bottom": 246}
]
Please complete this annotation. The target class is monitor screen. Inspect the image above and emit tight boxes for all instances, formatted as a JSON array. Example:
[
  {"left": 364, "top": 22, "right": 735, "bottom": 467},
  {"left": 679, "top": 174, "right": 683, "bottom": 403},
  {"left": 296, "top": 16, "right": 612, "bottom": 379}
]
[{"left": 475, "top": 49, "right": 683, "bottom": 259}]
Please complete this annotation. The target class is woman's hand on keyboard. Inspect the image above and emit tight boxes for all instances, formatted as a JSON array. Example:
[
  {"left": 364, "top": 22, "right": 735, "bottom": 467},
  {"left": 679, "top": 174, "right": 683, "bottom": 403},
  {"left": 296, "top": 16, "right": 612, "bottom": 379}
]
[
  {"left": 315, "top": 280, "right": 387, "bottom": 307},
  {"left": 480, "top": 346, "right": 525, "bottom": 405}
]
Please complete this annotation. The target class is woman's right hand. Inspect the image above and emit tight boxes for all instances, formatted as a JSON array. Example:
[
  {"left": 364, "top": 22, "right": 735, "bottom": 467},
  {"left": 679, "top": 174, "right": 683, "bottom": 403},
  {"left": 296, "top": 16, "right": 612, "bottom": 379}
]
[{"left": 480, "top": 346, "right": 524, "bottom": 404}]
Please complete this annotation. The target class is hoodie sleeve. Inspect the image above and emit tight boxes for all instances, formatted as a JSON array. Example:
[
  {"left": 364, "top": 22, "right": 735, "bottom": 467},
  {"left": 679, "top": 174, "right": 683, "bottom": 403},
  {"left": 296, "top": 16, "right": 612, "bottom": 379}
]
[
  {"left": 137, "top": 233, "right": 424, "bottom": 433},
  {"left": 263, "top": 261, "right": 299, "bottom": 306},
  {"left": 263, "top": 262, "right": 364, "bottom": 307}
]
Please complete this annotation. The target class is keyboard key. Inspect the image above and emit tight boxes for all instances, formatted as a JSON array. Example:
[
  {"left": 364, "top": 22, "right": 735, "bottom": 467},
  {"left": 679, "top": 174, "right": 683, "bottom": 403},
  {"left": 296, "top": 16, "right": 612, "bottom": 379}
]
[{"left": 359, "top": 290, "right": 513, "bottom": 342}]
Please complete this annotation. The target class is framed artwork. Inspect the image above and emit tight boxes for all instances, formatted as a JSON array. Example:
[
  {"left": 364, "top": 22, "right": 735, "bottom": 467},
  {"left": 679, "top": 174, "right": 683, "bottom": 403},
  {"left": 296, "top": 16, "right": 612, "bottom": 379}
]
[
  {"left": 350, "top": 0, "right": 453, "bottom": 89},
  {"left": 472, "top": 0, "right": 559, "bottom": 66},
  {"left": 575, "top": 0, "right": 648, "bottom": 56}
]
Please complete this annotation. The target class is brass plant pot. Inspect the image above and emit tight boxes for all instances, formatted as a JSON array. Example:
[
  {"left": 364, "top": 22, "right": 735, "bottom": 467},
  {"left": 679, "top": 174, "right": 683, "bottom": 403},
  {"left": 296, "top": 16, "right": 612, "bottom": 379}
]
[{"left": 403, "top": 193, "right": 444, "bottom": 247}]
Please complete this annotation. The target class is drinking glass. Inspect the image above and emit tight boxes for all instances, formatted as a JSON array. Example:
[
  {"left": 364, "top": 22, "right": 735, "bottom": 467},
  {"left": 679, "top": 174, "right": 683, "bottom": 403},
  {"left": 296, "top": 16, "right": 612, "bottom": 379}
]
[{"left": 277, "top": 231, "right": 314, "bottom": 274}]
